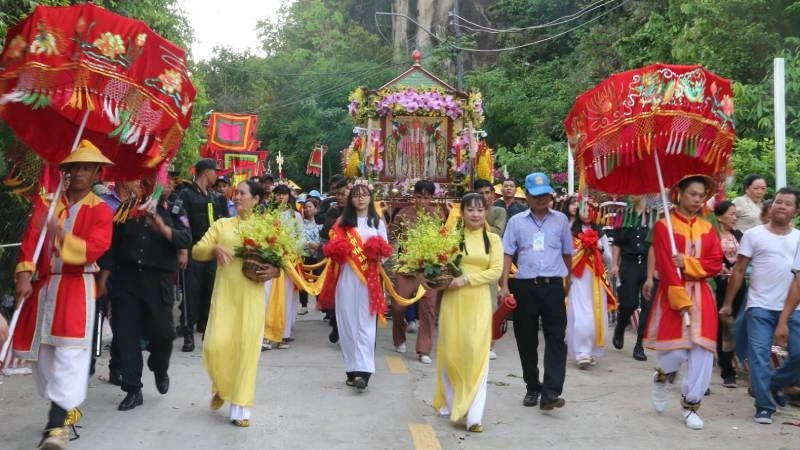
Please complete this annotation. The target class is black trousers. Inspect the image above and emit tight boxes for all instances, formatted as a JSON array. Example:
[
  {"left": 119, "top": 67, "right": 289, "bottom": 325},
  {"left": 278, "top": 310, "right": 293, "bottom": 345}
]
[
  {"left": 510, "top": 278, "right": 567, "bottom": 399},
  {"left": 184, "top": 258, "right": 216, "bottom": 332},
  {"left": 616, "top": 255, "right": 650, "bottom": 342},
  {"left": 112, "top": 271, "right": 176, "bottom": 393}
]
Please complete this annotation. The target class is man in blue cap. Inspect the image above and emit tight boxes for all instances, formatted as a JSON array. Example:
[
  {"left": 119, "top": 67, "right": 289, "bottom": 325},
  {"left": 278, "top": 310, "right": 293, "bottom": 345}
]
[{"left": 499, "top": 172, "right": 574, "bottom": 411}]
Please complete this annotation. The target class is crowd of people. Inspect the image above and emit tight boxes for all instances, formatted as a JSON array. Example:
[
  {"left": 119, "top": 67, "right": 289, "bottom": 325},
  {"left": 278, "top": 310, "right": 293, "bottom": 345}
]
[{"left": 3, "top": 141, "right": 800, "bottom": 449}]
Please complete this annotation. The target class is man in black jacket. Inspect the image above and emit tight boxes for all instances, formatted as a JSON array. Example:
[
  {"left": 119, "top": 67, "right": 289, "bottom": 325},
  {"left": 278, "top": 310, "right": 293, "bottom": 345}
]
[
  {"left": 178, "top": 159, "right": 229, "bottom": 351},
  {"left": 99, "top": 180, "right": 191, "bottom": 411}
]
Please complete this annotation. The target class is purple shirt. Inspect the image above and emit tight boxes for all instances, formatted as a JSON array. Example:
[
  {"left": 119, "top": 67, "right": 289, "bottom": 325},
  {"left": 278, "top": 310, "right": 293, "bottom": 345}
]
[{"left": 502, "top": 209, "right": 574, "bottom": 278}]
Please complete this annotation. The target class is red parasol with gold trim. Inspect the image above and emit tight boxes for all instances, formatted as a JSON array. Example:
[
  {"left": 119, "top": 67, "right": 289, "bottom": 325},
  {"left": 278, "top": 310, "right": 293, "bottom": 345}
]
[
  {"left": 565, "top": 63, "right": 735, "bottom": 196},
  {"left": 0, "top": 3, "right": 196, "bottom": 179}
]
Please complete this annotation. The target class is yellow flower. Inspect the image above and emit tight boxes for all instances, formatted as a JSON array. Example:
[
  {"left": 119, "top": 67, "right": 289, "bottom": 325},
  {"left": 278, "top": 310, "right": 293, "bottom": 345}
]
[
  {"left": 395, "top": 214, "right": 462, "bottom": 275},
  {"left": 158, "top": 69, "right": 183, "bottom": 94},
  {"left": 93, "top": 32, "right": 126, "bottom": 59},
  {"left": 136, "top": 33, "right": 147, "bottom": 47}
]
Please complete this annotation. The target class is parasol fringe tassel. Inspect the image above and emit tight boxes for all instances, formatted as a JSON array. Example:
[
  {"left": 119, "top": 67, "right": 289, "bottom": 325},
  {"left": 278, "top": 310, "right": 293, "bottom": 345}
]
[
  {"left": 0, "top": 90, "right": 28, "bottom": 105},
  {"left": 103, "top": 96, "right": 114, "bottom": 124},
  {"left": 136, "top": 133, "right": 151, "bottom": 154},
  {"left": 124, "top": 123, "right": 141, "bottom": 145}
]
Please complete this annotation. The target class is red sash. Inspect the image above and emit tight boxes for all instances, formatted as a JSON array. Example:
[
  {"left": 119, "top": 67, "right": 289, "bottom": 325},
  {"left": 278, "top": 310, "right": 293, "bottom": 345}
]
[{"left": 319, "top": 224, "right": 391, "bottom": 317}]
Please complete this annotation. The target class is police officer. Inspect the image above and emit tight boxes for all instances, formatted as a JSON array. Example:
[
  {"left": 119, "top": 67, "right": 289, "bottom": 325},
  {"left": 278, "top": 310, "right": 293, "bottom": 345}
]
[
  {"left": 99, "top": 179, "right": 191, "bottom": 411},
  {"left": 609, "top": 195, "right": 652, "bottom": 361},
  {"left": 178, "top": 159, "right": 229, "bottom": 351}
]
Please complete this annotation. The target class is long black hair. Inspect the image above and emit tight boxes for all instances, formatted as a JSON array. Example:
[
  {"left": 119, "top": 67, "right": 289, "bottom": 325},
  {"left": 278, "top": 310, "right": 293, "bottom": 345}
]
[
  {"left": 459, "top": 193, "right": 490, "bottom": 255},
  {"left": 340, "top": 184, "right": 380, "bottom": 229},
  {"left": 560, "top": 195, "right": 578, "bottom": 220},
  {"left": 270, "top": 184, "right": 297, "bottom": 211},
  {"left": 570, "top": 211, "right": 600, "bottom": 237}
]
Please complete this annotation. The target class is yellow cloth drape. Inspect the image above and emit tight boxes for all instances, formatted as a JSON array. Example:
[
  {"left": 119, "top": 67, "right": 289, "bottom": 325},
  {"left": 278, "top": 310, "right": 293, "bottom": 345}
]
[{"left": 264, "top": 262, "right": 330, "bottom": 341}]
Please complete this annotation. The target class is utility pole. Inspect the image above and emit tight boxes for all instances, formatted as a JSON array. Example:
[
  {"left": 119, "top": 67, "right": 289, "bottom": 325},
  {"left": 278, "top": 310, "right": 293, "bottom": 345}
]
[
  {"left": 774, "top": 58, "right": 787, "bottom": 189},
  {"left": 453, "top": 0, "right": 464, "bottom": 90}
]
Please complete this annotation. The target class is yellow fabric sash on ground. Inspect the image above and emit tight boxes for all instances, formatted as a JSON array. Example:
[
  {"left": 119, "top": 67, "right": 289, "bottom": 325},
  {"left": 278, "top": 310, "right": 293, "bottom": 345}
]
[{"left": 264, "top": 261, "right": 329, "bottom": 342}]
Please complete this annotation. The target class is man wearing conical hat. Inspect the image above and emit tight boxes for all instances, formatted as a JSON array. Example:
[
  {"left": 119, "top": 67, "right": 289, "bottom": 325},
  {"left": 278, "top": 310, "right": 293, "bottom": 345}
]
[{"left": 13, "top": 140, "right": 114, "bottom": 450}]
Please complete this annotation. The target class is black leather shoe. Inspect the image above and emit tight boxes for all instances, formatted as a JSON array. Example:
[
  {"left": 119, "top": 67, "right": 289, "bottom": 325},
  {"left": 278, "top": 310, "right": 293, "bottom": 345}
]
[
  {"left": 632, "top": 344, "right": 647, "bottom": 361},
  {"left": 108, "top": 370, "right": 122, "bottom": 386},
  {"left": 155, "top": 372, "right": 169, "bottom": 395},
  {"left": 328, "top": 328, "right": 339, "bottom": 344},
  {"left": 118, "top": 391, "right": 143, "bottom": 411},
  {"left": 523, "top": 392, "right": 539, "bottom": 407},
  {"left": 539, "top": 396, "right": 566, "bottom": 411},
  {"left": 182, "top": 331, "right": 195, "bottom": 352},
  {"left": 612, "top": 324, "right": 624, "bottom": 350}
]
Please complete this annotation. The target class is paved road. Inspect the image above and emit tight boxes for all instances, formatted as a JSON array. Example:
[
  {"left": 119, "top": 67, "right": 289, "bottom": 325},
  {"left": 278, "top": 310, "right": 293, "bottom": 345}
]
[{"left": 2, "top": 307, "right": 798, "bottom": 449}]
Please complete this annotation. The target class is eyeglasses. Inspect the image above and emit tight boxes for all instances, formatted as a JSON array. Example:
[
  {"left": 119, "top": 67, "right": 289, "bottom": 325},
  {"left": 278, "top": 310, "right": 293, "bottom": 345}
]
[{"left": 352, "top": 193, "right": 371, "bottom": 199}]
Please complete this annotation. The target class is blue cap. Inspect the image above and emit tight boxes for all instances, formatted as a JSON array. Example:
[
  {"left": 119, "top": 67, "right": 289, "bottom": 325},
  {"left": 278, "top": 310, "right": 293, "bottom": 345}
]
[
  {"left": 308, "top": 190, "right": 322, "bottom": 199},
  {"left": 297, "top": 194, "right": 308, "bottom": 203},
  {"left": 524, "top": 172, "right": 555, "bottom": 197}
]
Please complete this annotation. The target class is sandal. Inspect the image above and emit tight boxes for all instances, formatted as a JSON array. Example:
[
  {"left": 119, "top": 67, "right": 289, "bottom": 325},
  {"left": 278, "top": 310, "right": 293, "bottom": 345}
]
[
  {"left": 468, "top": 424, "right": 483, "bottom": 433},
  {"left": 210, "top": 393, "right": 224, "bottom": 411},
  {"left": 345, "top": 378, "right": 356, "bottom": 387},
  {"left": 278, "top": 341, "right": 290, "bottom": 349},
  {"left": 231, "top": 419, "right": 250, "bottom": 428}
]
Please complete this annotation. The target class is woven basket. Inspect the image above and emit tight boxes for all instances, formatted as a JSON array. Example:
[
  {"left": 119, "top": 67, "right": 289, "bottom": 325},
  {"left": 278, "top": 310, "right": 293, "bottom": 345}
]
[
  {"left": 241, "top": 249, "right": 276, "bottom": 282},
  {"left": 424, "top": 266, "right": 455, "bottom": 290}
]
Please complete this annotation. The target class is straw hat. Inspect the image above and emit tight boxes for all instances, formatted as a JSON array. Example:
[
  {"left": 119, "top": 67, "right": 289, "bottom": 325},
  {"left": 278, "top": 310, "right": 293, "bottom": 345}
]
[{"left": 59, "top": 140, "right": 113, "bottom": 168}]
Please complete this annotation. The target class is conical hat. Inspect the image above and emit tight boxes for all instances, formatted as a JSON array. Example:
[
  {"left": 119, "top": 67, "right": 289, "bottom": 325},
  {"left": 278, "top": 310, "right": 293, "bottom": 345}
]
[{"left": 59, "top": 140, "right": 114, "bottom": 168}]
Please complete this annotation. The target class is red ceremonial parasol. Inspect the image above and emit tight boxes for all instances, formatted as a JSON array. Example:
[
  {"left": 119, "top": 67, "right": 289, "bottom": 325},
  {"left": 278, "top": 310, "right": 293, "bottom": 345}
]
[
  {"left": 0, "top": 4, "right": 196, "bottom": 363},
  {"left": 565, "top": 63, "right": 734, "bottom": 196},
  {"left": 0, "top": 3, "right": 195, "bottom": 179},
  {"left": 565, "top": 64, "right": 735, "bottom": 326}
]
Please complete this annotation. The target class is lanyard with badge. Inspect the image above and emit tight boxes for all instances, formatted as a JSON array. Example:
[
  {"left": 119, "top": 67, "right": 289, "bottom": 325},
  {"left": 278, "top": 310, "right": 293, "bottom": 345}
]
[{"left": 532, "top": 214, "right": 548, "bottom": 252}]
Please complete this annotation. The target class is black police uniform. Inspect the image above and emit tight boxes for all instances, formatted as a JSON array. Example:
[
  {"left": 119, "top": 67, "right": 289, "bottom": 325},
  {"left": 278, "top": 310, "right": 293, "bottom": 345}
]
[
  {"left": 102, "top": 201, "right": 190, "bottom": 401},
  {"left": 179, "top": 183, "right": 228, "bottom": 346},
  {"left": 612, "top": 216, "right": 651, "bottom": 355}
]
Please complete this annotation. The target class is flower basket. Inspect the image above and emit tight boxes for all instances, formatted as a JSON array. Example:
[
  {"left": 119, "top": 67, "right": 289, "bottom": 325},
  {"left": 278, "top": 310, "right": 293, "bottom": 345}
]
[
  {"left": 422, "top": 265, "right": 456, "bottom": 290},
  {"left": 241, "top": 248, "right": 277, "bottom": 282},
  {"left": 234, "top": 209, "right": 304, "bottom": 282}
]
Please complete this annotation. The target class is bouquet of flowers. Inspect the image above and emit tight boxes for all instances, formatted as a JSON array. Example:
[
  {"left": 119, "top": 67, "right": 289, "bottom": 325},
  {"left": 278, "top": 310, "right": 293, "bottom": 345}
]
[
  {"left": 395, "top": 214, "right": 462, "bottom": 289},
  {"left": 235, "top": 209, "right": 304, "bottom": 282}
]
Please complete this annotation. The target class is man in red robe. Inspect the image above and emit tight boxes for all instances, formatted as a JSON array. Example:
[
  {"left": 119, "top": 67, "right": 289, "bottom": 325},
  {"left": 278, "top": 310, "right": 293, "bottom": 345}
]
[
  {"left": 644, "top": 175, "right": 722, "bottom": 431},
  {"left": 14, "top": 140, "right": 113, "bottom": 449}
]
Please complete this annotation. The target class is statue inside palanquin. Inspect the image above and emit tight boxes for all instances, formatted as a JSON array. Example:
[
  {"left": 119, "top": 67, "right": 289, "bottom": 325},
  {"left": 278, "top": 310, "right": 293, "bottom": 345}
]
[{"left": 384, "top": 116, "right": 448, "bottom": 179}]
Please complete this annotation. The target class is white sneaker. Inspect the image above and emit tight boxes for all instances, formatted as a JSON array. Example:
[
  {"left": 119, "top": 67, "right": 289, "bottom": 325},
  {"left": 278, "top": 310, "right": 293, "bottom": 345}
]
[
  {"left": 489, "top": 350, "right": 497, "bottom": 360},
  {"left": 396, "top": 343, "right": 407, "bottom": 353},
  {"left": 651, "top": 372, "right": 667, "bottom": 413},
  {"left": 407, "top": 320, "right": 418, "bottom": 333},
  {"left": 298, "top": 306, "right": 308, "bottom": 315},
  {"left": 419, "top": 354, "right": 433, "bottom": 364},
  {"left": 682, "top": 408, "right": 704, "bottom": 430},
  {"left": 577, "top": 358, "right": 591, "bottom": 370}
]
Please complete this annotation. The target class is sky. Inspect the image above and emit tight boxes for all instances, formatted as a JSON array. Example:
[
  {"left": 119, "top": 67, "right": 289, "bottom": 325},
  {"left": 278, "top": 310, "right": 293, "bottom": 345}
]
[{"left": 178, "top": 0, "right": 287, "bottom": 61}]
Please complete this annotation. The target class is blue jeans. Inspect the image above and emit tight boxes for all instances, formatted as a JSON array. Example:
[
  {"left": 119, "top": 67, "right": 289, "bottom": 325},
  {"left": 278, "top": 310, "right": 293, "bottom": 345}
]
[
  {"left": 746, "top": 307, "right": 800, "bottom": 412},
  {"left": 772, "top": 310, "right": 800, "bottom": 391}
]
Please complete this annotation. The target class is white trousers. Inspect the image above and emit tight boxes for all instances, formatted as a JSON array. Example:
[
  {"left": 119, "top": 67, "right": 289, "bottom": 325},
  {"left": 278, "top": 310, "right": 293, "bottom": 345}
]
[
  {"left": 34, "top": 344, "right": 91, "bottom": 410},
  {"left": 229, "top": 404, "right": 251, "bottom": 421},
  {"left": 657, "top": 345, "right": 714, "bottom": 404},
  {"left": 439, "top": 362, "right": 489, "bottom": 427}
]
